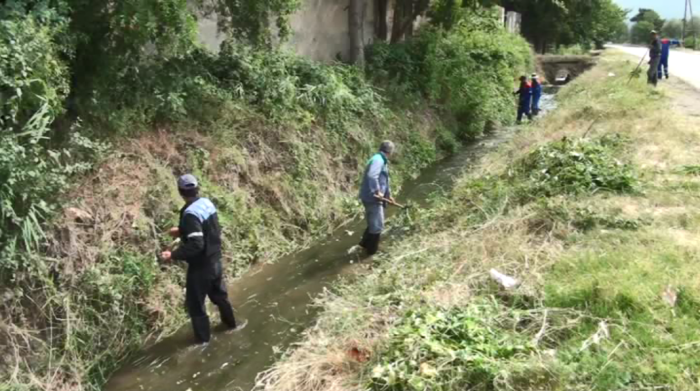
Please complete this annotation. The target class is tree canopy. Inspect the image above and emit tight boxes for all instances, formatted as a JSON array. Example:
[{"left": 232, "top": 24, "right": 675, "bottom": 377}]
[{"left": 501, "top": 0, "right": 628, "bottom": 52}]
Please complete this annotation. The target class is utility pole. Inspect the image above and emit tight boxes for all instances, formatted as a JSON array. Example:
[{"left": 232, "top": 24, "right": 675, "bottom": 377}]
[
  {"left": 691, "top": 0, "right": 697, "bottom": 49},
  {"left": 683, "top": 0, "right": 688, "bottom": 45}
]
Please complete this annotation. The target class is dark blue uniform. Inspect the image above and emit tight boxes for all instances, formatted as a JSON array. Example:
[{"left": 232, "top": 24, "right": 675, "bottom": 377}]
[
  {"left": 515, "top": 81, "right": 532, "bottom": 122},
  {"left": 172, "top": 197, "right": 237, "bottom": 343},
  {"left": 531, "top": 79, "right": 543, "bottom": 115},
  {"left": 657, "top": 38, "right": 670, "bottom": 79}
]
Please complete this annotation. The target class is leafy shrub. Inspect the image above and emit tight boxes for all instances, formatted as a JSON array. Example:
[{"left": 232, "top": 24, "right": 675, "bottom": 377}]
[
  {"left": 370, "top": 303, "right": 534, "bottom": 391},
  {"left": 367, "top": 24, "right": 532, "bottom": 139},
  {"left": 0, "top": 12, "right": 70, "bottom": 128},
  {"left": 0, "top": 108, "right": 107, "bottom": 265},
  {"left": 513, "top": 135, "right": 638, "bottom": 199}
]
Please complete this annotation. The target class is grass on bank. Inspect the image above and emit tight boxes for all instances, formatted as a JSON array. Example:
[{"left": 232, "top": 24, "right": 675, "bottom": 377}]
[{"left": 255, "top": 50, "right": 700, "bottom": 391}]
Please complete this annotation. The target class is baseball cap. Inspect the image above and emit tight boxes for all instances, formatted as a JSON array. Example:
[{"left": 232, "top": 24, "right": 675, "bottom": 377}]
[
  {"left": 531, "top": 73, "right": 539, "bottom": 79},
  {"left": 177, "top": 174, "right": 198, "bottom": 190},
  {"left": 651, "top": 29, "right": 658, "bottom": 34}
]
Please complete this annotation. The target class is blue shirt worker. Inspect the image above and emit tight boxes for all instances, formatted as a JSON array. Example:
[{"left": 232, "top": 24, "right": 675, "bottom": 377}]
[
  {"left": 530, "top": 73, "right": 543, "bottom": 116},
  {"left": 358, "top": 141, "right": 395, "bottom": 256},
  {"left": 657, "top": 38, "right": 670, "bottom": 80},
  {"left": 161, "top": 174, "right": 240, "bottom": 344},
  {"left": 514, "top": 75, "right": 532, "bottom": 123}
]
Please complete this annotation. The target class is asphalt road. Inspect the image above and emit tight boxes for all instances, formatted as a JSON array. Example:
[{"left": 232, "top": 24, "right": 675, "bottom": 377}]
[{"left": 609, "top": 44, "right": 700, "bottom": 90}]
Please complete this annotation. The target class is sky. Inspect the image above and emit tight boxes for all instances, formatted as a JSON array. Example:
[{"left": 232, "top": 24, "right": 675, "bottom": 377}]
[{"left": 614, "top": 0, "right": 689, "bottom": 20}]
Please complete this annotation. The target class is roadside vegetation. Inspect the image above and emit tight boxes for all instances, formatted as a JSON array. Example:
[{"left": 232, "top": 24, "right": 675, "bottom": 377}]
[
  {"left": 0, "top": 2, "right": 533, "bottom": 390},
  {"left": 256, "top": 51, "right": 700, "bottom": 391}
]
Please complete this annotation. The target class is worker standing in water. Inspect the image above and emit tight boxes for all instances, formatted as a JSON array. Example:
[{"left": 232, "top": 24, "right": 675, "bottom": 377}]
[
  {"left": 358, "top": 141, "right": 395, "bottom": 256},
  {"left": 514, "top": 75, "right": 532, "bottom": 123},
  {"left": 657, "top": 37, "right": 670, "bottom": 80},
  {"left": 530, "top": 73, "right": 543, "bottom": 116},
  {"left": 161, "top": 174, "right": 244, "bottom": 344}
]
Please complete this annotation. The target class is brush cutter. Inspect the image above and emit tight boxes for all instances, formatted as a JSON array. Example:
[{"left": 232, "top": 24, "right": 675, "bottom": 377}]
[
  {"left": 374, "top": 195, "right": 407, "bottom": 209},
  {"left": 627, "top": 49, "right": 648, "bottom": 84}
]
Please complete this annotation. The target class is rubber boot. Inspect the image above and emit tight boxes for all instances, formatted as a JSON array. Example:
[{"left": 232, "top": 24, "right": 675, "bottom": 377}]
[
  {"left": 359, "top": 228, "right": 370, "bottom": 249},
  {"left": 217, "top": 302, "right": 237, "bottom": 329},
  {"left": 191, "top": 315, "right": 211, "bottom": 344},
  {"left": 365, "top": 233, "right": 381, "bottom": 256}
]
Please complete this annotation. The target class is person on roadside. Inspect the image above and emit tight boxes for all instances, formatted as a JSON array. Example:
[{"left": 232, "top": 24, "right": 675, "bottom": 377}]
[
  {"left": 514, "top": 75, "right": 532, "bottom": 123},
  {"left": 657, "top": 37, "right": 670, "bottom": 80},
  {"left": 161, "top": 174, "right": 241, "bottom": 344},
  {"left": 358, "top": 141, "right": 395, "bottom": 256},
  {"left": 648, "top": 30, "right": 662, "bottom": 86},
  {"left": 530, "top": 73, "right": 543, "bottom": 116}
]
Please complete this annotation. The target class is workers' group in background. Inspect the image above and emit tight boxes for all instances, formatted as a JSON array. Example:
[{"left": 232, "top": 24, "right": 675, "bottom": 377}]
[
  {"left": 648, "top": 30, "right": 672, "bottom": 86},
  {"left": 514, "top": 73, "right": 542, "bottom": 124}
]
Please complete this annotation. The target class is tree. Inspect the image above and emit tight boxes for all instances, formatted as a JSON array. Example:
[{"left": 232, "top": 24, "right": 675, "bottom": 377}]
[
  {"left": 630, "top": 8, "right": 664, "bottom": 31},
  {"left": 501, "top": 0, "right": 626, "bottom": 53},
  {"left": 631, "top": 20, "right": 655, "bottom": 44},
  {"left": 612, "top": 20, "right": 630, "bottom": 43},
  {"left": 662, "top": 19, "right": 683, "bottom": 39},
  {"left": 210, "top": 0, "right": 301, "bottom": 46},
  {"left": 349, "top": 0, "right": 364, "bottom": 64}
]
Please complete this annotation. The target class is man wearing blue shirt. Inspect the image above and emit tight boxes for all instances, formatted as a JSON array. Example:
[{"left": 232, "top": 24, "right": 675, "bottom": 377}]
[
  {"left": 657, "top": 38, "right": 670, "bottom": 80},
  {"left": 358, "top": 141, "right": 395, "bottom": 255}
]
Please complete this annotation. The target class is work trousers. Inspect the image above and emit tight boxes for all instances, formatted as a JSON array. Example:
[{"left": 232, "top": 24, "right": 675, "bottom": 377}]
[
  {"left": 517, "top": 104, "right": 531, "bottom": 122},
  {"left": 360, "top": 202, "right": 385, "bottom": 255},
  {"left": 657, "top": 57, "right": 669, "bottom": 79},
  {"left": 186, "top": 270, "right": 236, "bottom": 343},
  {"left": 531, "top": 96, "right": 541, "bottom": 115},
  {"left": 648, "top": 57, "right": 661, "bottom": 86}
]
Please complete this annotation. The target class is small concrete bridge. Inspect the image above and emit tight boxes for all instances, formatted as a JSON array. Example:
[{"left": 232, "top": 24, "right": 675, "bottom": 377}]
[{"left": 537, "top": 55, "right": 597, "bottom": 84}]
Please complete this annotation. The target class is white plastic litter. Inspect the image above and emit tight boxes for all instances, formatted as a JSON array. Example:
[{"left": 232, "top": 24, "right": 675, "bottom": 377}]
[
  {"left": 347, "top": 245, "right": 362, "bottom": 255},
  {"left": 489, "top": 269, "right": 520, "bottom": 289},
  {"left": 608, "top": 72, "right": 616, "bottom": 77},
  {"left": 580, "top": 321, "right": 609, "bottom": 351},
  {"left": 662, "top": 285, "right": 677, "bottom": 307}
]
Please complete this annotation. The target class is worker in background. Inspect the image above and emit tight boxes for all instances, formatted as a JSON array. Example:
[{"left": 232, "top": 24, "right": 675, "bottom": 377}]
[
  {"left": 358, "top": 141, "right": 395, "bottom": 256},
  {"left": 514, "top": 75, "right": 532, "bottom": 123},
  {"left": 648, "top": 30, "right": 662, "bottom": 86},
  {"left": 657, "top": 37, "right": 670, "bottom": 80},
  {"left": 530, "top": 73, "right": 543, "bottom": 116},
  {"left": 161, "top": 174, "right": 243, "bottom": 344}
]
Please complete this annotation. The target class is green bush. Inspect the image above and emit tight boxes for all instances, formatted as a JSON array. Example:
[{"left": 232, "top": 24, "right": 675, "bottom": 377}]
[
  {"left": 370, "top": 303, "right": 535, "bottom": 391},
  {"left": 0, "top": 13, "right": 70, "bottom": 128},
  {"left": 513, "top": 134, "right": 638, "bottom": 199},
  {"left": 367, "top": 24, "right": 532, "bottom": 139}
]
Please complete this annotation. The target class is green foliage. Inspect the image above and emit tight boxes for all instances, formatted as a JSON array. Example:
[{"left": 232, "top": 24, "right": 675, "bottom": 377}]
[
  {"left": 679, "top": 165, "right": 700, "bottom": 176},
  {"left": 631, "top": 20, "right": 656, "bottom": 44},
  {"left": 662, "top": 19, "right": 684, "bottom": 39},
  {"left": 209, "top": 0, "right": 301, "bottom": 46},
  {"left": 0, "top": 12, "right": 70, "bottom": 128},
  {"left": 513, "top": 135, "right": 638, "bottom": 199},
  {"left": 535, "top": 200, "right": 646, "bottom": 232},
  {"left": 630, "top": 8, "right": 664, "bottom": 44},
  {"left": 428, "top": 0, "right": 501, "bottom": 32},
  {"left": 553, "top": 44, "right": 588, "bottom": 55},
  {"left": 512, "top": 0, "right": 628, "bottom": 51},
  {"left": 367, "top": 23, "right": 531, "bottom": 138},
  {"left": 212, "top": 40, "right": 385, "bottom": 130},
  {"left": 370, "top": 302, "right": 534, "bottom": 391}
]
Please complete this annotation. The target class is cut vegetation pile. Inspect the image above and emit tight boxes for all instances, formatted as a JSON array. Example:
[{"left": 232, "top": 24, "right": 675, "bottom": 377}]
[{"left": 256, "top": 51, "right": 700, "bottom": 391}]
